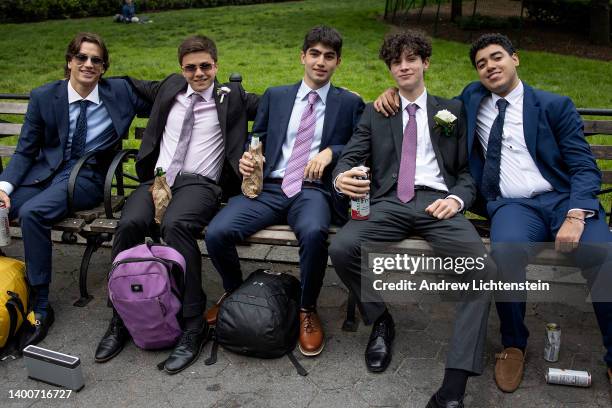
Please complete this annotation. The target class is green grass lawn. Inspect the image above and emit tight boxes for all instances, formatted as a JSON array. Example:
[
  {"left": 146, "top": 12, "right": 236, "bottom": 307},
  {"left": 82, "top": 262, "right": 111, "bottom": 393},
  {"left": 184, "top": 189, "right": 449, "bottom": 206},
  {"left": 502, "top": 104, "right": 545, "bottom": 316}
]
[{"left": 0, "top": 0, "right": 610, "bottom": 208}]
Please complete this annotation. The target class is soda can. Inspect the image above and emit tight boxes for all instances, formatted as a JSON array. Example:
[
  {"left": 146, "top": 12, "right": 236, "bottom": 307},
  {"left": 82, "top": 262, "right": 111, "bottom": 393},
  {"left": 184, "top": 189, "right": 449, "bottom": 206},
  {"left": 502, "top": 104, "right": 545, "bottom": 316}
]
[
  {"left": 350, "top": 166, "right": 369, "bottom": 220},
  {"left": 0, "top": 206, "right": 11, "bottom": 247},
  {"left": 544, "top": 323, "right": 561, "bottom": 362},
  {"left": 545, "top": 368, "right": 591, "bottom": 387}
]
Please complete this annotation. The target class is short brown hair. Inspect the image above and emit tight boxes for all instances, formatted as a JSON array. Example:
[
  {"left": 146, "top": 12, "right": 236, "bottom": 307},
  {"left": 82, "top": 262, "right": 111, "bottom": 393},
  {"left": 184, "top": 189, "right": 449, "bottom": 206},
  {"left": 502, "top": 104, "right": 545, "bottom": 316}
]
[
  {"left": 379, "top": 30, "right": 432, "bottom": 68},
  {"left": 64, "top": 32, "right": 109, "bottom": 78},
  {"left": 178, "top": 35, "right": 217, "bottom": 65}
]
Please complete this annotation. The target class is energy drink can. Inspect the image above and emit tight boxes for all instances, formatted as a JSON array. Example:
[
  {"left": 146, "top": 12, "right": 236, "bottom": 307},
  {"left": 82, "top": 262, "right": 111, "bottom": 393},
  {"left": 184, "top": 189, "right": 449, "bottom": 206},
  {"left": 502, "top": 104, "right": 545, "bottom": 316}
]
[
  {"left": 544, "top": 323, "right": 561, "bottom": 362},
  {"left": 0, "top": 206, "right": 11, "bottom": 246},
  {"left": 545, "top": 368, "right": 591, "bottom": 387},
  {"left": 350, "top": 166, "right": 369, "bottom": 220}
]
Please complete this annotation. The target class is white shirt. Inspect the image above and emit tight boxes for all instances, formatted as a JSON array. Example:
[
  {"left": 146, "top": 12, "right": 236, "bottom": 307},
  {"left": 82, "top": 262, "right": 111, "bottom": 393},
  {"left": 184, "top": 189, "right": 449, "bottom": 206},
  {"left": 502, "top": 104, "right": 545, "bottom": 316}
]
[
  {"left": 270, "top": 80, "right": 330, "bottom": 178},
  {"left": 475, "top": 81, "right": 554, "bottom": 198},
  {"left": 400, "top": 90, "right": 464, "bottom": 210},
  {"left": 155, "top": 84, "right": 224, "bottom": 182}
]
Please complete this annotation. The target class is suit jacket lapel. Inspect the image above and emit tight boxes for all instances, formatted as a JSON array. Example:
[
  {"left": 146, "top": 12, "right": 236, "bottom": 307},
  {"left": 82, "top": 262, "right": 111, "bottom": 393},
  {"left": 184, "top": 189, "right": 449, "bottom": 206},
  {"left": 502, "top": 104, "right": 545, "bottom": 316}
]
[
  {"left": 390, "top": 109, "right": 404, "bottom": 164},
  {"left": 213, "top": 80, "right": 228, "bottom": 142},
  {"left": 321, "top": 85, "right": 340, "bottom": 148},
  {"left": 279, "top": 82, "right": 300, "bottom": 138},
  {"left": 467, "top": 86, "right": 489, "bottom": 158},
  {"left": 55, "top": 81, "right": 69, "bottom": 148},
  {"left": 522, "top": 82, "right": 539, "bottom": 160},
  {"left": 426, "top": 94, "right": 446, "bottom": 173},
  {"left": 98, "top": 80, "right": 122, "bottom": 136}
]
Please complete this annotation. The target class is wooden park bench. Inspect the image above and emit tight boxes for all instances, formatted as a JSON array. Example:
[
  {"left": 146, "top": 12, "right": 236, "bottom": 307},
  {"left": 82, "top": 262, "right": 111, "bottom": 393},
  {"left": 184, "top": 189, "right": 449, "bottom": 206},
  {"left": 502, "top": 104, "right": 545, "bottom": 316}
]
[{"left": 1, "top": 92, "right": 611, "bottom": 325}]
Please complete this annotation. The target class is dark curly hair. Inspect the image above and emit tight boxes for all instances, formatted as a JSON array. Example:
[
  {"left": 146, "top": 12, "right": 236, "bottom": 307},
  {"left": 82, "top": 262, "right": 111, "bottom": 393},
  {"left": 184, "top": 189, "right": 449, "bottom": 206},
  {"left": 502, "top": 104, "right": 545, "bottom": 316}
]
[
  {"left": 302, "top": 26, "right": 343, "bottom": 58},
  {"left": 469, "top": 33, "right": 516, "bottom": 67},
  {"left": 379, "top": 30, "right": 432, "bottom": 68}
]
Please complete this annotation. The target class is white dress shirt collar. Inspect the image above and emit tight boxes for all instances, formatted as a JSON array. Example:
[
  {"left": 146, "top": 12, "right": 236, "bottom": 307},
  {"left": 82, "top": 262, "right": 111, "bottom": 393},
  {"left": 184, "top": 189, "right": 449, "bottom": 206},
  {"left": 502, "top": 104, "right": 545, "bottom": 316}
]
[
  {"left": 297, "top": 80, "right": 330, "bottom": 105},
  {"left": 67, "top": 80, "right": 100, "bottom": 105},
  {"left": 491, "top": 80, "right": 523, "bottom": 108},
  {"left": 185, "top": 83, "right": 215, "bottom": 102},
  {"left": 400, "top": 88, "right": 428, "bottom": 112}
]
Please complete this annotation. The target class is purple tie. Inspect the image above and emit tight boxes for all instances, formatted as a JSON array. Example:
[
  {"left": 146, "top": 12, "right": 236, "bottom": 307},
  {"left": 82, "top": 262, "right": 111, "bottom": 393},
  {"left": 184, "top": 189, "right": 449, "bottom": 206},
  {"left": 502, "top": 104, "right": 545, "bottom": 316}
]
[
  {"left": 282, "top": 91, "right": 319, "bottom": 197},
  {"left": 166, "top": 93, "right": 203, "bottom": 186},
  {"left": 397, "top": 103, "right": 418, "bottom": 203}
]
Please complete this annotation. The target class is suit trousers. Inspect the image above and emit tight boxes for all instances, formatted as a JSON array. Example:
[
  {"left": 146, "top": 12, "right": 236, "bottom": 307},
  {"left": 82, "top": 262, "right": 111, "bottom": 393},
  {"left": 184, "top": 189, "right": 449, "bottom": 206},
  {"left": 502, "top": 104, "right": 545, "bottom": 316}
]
[
  {"left": 488, "top": 191, "right": 612, "bottom": 367},
  {"left": 329, "top": 189, "right": 495, "bottom": 375},
  {"left": 111, "top": 173, "right": 221, "bottom": 318},
  {"left": 8, "top": 162, "right": 104, "bottom": 286},
  {"left": 205, "top": 182, "right": 331, "bottom": 308}
]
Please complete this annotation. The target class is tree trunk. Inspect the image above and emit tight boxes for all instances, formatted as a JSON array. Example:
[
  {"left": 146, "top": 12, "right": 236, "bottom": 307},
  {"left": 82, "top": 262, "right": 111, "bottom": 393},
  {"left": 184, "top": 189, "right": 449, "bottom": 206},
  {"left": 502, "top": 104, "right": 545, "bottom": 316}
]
[
  {"left": 590, "top": 0, "right": 610, "bottom": 45},
  {"left": 451, "top": 0, "right": 462, "bottom": 22}
]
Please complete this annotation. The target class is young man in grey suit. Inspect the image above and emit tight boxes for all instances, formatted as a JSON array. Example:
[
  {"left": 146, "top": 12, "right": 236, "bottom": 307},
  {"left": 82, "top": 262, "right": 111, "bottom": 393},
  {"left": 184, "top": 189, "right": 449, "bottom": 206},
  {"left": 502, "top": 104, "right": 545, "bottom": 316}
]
[
  {"left": 95, "top": 35, "right": 258, "bottom": 373},
  {"left": 330, "top": 31, "right": 494, "bottom": 408}
]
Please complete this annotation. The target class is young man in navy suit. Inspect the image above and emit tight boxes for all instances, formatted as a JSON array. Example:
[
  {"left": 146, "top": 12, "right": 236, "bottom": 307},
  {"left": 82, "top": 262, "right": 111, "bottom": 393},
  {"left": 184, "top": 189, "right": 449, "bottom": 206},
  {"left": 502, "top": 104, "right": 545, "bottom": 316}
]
[
  {"left": 0, "top": 32, "right": 149, "bottom": 347},
  {"left": 374, "top": 33, "right": 612, "bottom": 394},
  {"left": 205, "top": 26, "right": 364, "bottom": 357}
]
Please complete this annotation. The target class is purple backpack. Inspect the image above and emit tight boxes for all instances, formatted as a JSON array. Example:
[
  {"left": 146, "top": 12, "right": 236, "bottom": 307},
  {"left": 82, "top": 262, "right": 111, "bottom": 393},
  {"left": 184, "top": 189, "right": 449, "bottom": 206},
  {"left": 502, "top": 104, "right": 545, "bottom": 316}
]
[{"left": 109, "top": 243, "right": 185, "bottom": 349}]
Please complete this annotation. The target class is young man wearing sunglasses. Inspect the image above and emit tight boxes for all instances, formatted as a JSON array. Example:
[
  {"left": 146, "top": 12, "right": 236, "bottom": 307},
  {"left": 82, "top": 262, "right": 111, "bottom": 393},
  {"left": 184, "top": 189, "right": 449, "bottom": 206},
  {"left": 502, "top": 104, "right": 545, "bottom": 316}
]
[
  {"left": 95, "top": 35, "right": 259, "bottom": 374},
  {"left": 0, "top": 32, "right": 150, "bottom": 347},
  {"left": 204, "top": 26, "right": 364, "bottom": 358}
]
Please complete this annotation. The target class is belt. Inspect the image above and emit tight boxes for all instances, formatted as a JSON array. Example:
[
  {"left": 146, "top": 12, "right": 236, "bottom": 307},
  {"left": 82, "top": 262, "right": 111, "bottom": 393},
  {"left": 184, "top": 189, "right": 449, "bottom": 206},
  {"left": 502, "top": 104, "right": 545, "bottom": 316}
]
[
  {"left": 414, "top": 185, "right": 448, "bottom": 194},
  {"left": 177, "top": 172, "right": 217, "bottom": 185},
  {"left": 264, "top": 178, "right": 324, "bottom": 188}
]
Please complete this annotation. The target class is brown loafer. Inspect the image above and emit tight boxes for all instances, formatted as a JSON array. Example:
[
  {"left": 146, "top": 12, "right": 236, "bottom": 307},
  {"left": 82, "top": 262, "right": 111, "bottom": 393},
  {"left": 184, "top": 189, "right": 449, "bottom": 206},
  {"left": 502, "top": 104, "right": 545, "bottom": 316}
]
[
  {"left": 299, "top": 309, "right": 324, "bottom": 357},
  {"left": 494, "top": 347, "right": 525, "bottom": 393},
  {"left": 204, "top": 292, "right": 230, "bottom": 326}
]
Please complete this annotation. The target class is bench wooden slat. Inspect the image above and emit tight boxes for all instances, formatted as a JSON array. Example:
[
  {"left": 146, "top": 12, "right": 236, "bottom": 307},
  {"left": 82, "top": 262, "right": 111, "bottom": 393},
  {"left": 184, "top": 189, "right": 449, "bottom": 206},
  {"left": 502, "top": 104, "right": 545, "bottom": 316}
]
[
  {"left": 0, "top": 146, "right": 16, "bottom": 156},
  {"left": 602, "top": 171, "right": 612, "bottom": 185},
  {"left": 0, "top": 123, "right": 22, "bottom": 136},
  {"left": 0, "top": 102, "right": 28, "bottom": 115},
  {"left": 74, "top": 195, "right": 125, "bottom": 222},
  {"left": 89, "top": 218, "right": 118, "bottom": 233},
  {"left": 583, "top": 120, "right": 612, "bottom": 135},
  {"left": 591, "top": 145, "right": 612, "bottom": 160},
  {"left": 53, "top": 218, "right": 86, "bottom": 232}
]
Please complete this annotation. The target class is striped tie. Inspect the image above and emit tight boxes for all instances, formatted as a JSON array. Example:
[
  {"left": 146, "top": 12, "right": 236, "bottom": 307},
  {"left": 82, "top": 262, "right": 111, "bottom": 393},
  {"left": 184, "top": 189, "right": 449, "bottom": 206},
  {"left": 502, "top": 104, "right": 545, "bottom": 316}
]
[
  {"left": 397, "top": 103, "right": 418, "bottom": 203},
  {"left": 282, "top": 91, "right": 319, "bottom": 197}
]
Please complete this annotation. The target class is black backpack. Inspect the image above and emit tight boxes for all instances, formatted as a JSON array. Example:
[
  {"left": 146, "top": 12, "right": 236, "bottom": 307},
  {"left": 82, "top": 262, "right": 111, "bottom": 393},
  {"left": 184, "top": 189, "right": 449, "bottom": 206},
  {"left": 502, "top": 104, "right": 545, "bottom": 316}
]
[{"left": 205, "top": 269, "right": 307, "bottom": 375}]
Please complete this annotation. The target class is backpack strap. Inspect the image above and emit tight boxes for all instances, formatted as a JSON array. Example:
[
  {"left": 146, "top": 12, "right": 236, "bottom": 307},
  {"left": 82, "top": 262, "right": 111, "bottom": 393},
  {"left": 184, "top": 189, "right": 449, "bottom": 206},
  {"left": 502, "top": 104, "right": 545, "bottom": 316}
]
[
  {"left": 204, "top": 327, "right": 218, "bottom": 365},
  {"left": 286, "top": 351, "right": 308, "bottom": 376}
]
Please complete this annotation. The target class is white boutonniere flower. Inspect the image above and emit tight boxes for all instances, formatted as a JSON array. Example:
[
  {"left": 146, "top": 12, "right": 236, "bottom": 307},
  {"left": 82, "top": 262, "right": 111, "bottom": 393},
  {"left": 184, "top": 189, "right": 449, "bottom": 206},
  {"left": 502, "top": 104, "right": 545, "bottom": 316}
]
[
  {"left": 217, "top": 86, "right": 231, "bottom": 104},
  {"left": 433, "top": 109, "right": 457, "bottom": 136}
]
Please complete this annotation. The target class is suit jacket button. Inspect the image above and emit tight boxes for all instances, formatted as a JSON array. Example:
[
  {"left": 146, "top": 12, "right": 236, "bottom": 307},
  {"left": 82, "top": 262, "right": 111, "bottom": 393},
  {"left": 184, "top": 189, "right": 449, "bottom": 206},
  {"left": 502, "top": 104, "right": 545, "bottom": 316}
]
[
  {"left": 392, "top": 173, "right": 397, "bottom": 179},
  {"left": 34, "top": 179, "right": 40, "bottom": 183}
]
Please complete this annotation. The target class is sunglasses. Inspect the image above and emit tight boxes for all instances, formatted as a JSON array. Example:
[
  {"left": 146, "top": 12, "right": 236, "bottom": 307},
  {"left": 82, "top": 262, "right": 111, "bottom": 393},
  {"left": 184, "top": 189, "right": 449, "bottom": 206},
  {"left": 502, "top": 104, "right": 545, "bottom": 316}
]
[
  {"left": 73, "top": 53, "right": 105, "bottom": 67},
  {"left": 182, "top": 62, "right": 215, "bottom": 73}
]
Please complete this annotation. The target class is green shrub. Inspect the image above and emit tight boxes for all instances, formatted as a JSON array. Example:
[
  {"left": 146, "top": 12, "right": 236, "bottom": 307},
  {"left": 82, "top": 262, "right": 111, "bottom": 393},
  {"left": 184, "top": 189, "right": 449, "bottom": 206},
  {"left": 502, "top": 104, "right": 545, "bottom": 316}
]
[
  {"left": 524, "top": 0, "right": 611, "bottom": 33},
  {"left": 0, "top": 0, "right": 292, "bottom": 23}
]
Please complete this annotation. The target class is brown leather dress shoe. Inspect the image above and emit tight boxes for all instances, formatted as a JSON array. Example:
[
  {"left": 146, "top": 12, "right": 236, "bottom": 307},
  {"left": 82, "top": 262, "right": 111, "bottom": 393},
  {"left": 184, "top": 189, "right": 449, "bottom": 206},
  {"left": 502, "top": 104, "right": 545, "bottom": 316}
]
[
  {"left": 495, "top": 347, "right": 525, "bottom": 393},
  {"left": 204, "top": 292, "right": 230, "bottom": 326},
  {"left": 299, "top": 309, "right": 324, "bottom": 356}
]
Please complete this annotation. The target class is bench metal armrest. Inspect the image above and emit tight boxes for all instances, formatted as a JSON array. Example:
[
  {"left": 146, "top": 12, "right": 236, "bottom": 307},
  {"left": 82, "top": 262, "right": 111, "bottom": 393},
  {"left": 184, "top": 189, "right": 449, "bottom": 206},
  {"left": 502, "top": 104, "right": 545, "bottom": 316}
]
[
  {"left": 67, "top": 151, "right": 99, "bottom": 216},
  {"left": 103, "top": 149, "right": 138, "bottom": 219}
]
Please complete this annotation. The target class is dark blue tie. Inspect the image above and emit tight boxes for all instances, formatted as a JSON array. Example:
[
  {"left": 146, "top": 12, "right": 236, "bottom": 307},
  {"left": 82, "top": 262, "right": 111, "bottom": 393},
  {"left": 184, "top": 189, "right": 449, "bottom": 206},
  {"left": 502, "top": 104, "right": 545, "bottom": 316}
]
[
  {"left": 480, "top": 98, "right": 509, "bottom": 201},
  {"left": 70, "top": 100, "right": 89, "bottom": 160}
]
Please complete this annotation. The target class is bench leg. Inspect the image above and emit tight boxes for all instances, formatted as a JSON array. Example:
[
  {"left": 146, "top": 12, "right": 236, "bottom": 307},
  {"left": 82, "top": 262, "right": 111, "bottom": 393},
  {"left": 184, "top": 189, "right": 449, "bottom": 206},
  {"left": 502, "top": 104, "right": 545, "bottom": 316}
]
[
  {"left": 342, "top": 291, "right": 359, "bottom": 332},
  {"left": 73, "top": 234, "right": 105, "bottom": 307}
]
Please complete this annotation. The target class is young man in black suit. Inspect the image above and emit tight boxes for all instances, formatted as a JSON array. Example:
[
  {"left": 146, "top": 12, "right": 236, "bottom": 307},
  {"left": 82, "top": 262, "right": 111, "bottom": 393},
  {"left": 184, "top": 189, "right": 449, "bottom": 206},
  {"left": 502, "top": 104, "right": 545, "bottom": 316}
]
[
  {"left": 330, "top": 31, "right": 494, "bottom": 408},
  {"left": 94, "top": 35, "right": 258, "bottom": 373}
]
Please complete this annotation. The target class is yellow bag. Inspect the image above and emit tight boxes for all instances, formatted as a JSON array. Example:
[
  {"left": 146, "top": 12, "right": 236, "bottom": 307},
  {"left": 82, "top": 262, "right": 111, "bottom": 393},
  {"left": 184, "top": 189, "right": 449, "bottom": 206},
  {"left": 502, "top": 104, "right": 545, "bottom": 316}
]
[{"left": 0, "top": 257, "right": 30, "bottom": 348}]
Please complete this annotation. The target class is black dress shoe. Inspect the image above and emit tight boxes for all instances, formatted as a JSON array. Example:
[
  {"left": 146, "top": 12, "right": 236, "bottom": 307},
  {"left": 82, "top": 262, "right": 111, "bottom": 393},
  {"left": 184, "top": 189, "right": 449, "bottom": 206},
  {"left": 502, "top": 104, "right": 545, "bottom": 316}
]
[
  {"left": 20, "top": 306, "right": 55, "bottom": 349},
  {"left": 426, "top": 392, "right": 464, "bottom": 408},
  {"left": 95, "top": 315, "right": 130, "bottom": 363},
  {"left": 365, "top": 312, "right": 395, "bottom": 373},
  {"left": 164, "top": 324, "right": 209, "bottom": 374}
]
